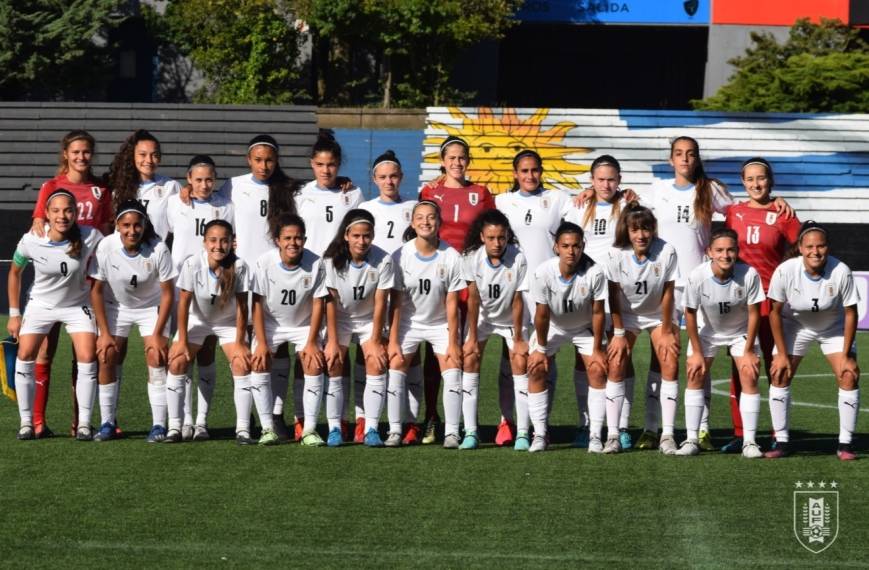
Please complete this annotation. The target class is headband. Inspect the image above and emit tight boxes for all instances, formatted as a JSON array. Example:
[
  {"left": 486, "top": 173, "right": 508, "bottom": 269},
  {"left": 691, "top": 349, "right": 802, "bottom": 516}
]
[
  {"left": 439, "top": 138, "right": 468, "bottom": 152},
  {"left": 742, "top": 161, "right": 771, "bottom": 172},
  {"left": 248, "top": 141, "right": 277, "bottom": 152},
  {"left": 799, "top": 222, "right": 826, "bottom": 241},
  {"left": 116, "top": 206, "right": 146, "bottom": 220},
  {"left": 345, "top": 217, "right": 373, "bottom": 230},
  {"left": 414, "top": 200, "right": 439, "bottom": 212},
  {"left": 373, "top": 159, "right": 400, "bottom": 170},
  {"left": 47, "top": 189, "right": 75, "bottom": 205}
]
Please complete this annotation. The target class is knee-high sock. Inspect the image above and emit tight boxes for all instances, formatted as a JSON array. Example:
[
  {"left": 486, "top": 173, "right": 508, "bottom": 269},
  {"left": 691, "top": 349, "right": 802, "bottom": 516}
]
[
  {"left": 387, "top": 369, "right": 407, "bottom": 434},
  {"left": 32, "top": 362, "right": 49, "bottom": 426},
  {"left": 113, "top": 364, "right": 123, "bottom": 415},
  {"left": 14, "top": 359, "right": 35, "bottom": 427},
  {"left": 363, "top": 374, "right": 386, "bottom": 431},
  {"left": 99, "top": 381, "right": 118, "bottom": 426},
  {"left": 195, "top": 363, "right": 216, "bottom": 426},
  {"left": 442, "top": 368, "right": 462, "bottom": 436},
  {"left": 341, "top": 374, "right": 351, "bottom": 421},
  {"left": 619, "top": 376, "right": 635, "bottom": 430},
  {"left": 645, "top": 371, "right": 661, "bottom": 432},
  {"left": 684, "top": 388, "right": 704, "bottom": 441},
  {"left": 405, "top": 365, "right": 422, "bottom": 423},
  {"left": 354, "top": 362, "right": 366, "bottom": 420},
  {"left": 302, "top": 374, "right": 324, "bottom": 433},
  {"left": 250, "top": 372, "right": 274, "bottom": 431},
  {"left": 660, "top": 379, "right": 679, "bottom": 437},
  {"left": 574, "top": 370, "right": 589, "bottom": 428},
  {"left": 75, "top": 362, "right": 98, "bottom": 428},
  {"left": 147, "top": 367, "right": 168, "bottom": 427},
  {"left": 739, "top": 392, "right": 760, "bottom": 445},
  {"left": 165, "top": 372, "right": 187, "bottom": 431},
  {"left": 325, "top": 376, "right": 344, "bottom": 431},
  {"left": 498, "top": 359, "right": 514, "bottom": 422},
  {"left": 233, "top": 375, "right": 253, "bottom": 433},
  {"left": 838, "top": 388, "right": 860, "bottom": 445},
  {"left": 699, "top": 372, "right": 711, "bottom": 432},
  {"left": 461, "top": 372, "right": 480, "bottom": 433},
  {"left": 768, "top": 385, "right": 791, "bottom": 442},
  {"left": 605, "top": 380, "right": 626, "bottom": 440},
  {"left": 513, "top": 374, "right": 530, "bottom": 433},
  {"left": 587, "top": 386, "right": 606, "bottom": 440},
  {"left": 270, "top": 356, "right": 290, "bottom": 416},
  {"left": 529, "top": 389, "right": 549, "bottom": 438}
]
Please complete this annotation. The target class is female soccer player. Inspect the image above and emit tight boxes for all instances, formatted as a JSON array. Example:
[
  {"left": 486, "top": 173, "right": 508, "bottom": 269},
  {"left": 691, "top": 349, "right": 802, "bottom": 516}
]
[
  {"left": 250, "top": 214, "right": 329, "bottom": 447},
  {"left": 106, "top": 129, "right": 180, "bottom": 240},
  {"left": 386, "top": 201, "right": 466, "bottom": 448},
  {"left": 89, "top": 201, "right": 176, "bottom": 442},
  {"left": 461, "top": 209, "right": 529, "bottom": 450},
  {"left": 322, "top": 209, "right": 394, "bottom": 447},
  {"left": 606, "top": 204, "right": 680, "bottom": 455},
  {"left": 767, "top": 221, "right": 860, "bottom": 461},
  {"left": 8, "top": 189, "right": 103, "bottom": 440},
  {"left": 525, "top": 222, "right": 607, "bottom": 453},
  {"left": 680, "top": 229, "right": 766, "bottom": 458},
  {"left": 165, "top": 220, "right": 270, "bottom": 444}
]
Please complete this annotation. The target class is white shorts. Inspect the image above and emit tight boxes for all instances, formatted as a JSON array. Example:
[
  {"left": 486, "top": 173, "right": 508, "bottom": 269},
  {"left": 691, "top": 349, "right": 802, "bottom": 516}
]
[
  {"left": 104, "top": 305, "right": 170, "bottom": 339},
  {"left": 175, "top": 315, "right": 238, "bottom": 347},
  {"left": 465, "top": 320, "right": 525, "bottom": 352},
  {"left": 333, "top": 318, "right": 377, "bottom": 347},
  {"left": 688, "top": 333, "right": 760, "bottom": 359},
  {"left": 398, "top": 323, "right": 450, "bottom": 356},
  {"left": 529, "top": 326, "right": 595, "bottom": 357},
  {"left": 621, "top": 311, "right": 663, "bottom": 335},
  {"left": 20, "top": 304, "right": 96, "bottom": 335},
  {"left": 253, "top": 324, "right": 323, "bottom": 354},
  {"left": 775, "top": 321, "right": 855, "bottom": 357}
]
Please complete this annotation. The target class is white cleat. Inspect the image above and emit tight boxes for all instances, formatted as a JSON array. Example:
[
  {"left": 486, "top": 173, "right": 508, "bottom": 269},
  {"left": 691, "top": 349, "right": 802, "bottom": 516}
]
[
  {"left": 603, "top": 437, "right": 622, "bottom": 454},
  {"left": 587, "top": 436, "right": 604, "bottom": 454},
  {"left": 675, "top": 439, "right": 701, "bottom": 456},
  {"left": 443, "top": 433, "right": 461, "bottom": 449},
  {"left": 659, "top": 435, "right": 678, "bottom": 456},
  {"left": 528, "top": 435, "right": 547, "bottom": 453},
  {"left": 742, "top": 442, "right": 763, "bottom": 459},
  {"left": 384, "top": 432, "right": 402, "bottom": 448}
]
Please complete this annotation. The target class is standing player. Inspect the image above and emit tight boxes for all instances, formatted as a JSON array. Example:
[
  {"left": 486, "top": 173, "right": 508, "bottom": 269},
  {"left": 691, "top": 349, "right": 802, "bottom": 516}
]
[
  {"left": 386, "top": 201, "right": 466, "bottom": 448},
  {"left": 89, "top": 201, "right": 176, "bottom": 442},
  {"left": 680, "top": 229, "right": 766, "bottom": 458},
  {"left": 767, "top": 222, "right": 860, "bottom": 460},
  {"left": 322, "top": 210, "right": 394, "bottom": 447},
  {"left": 460, "top": 209, "right": 529, "bottom": 450},
  {"left": 8, "top": 190, "right": 103, "bottom": 440}
]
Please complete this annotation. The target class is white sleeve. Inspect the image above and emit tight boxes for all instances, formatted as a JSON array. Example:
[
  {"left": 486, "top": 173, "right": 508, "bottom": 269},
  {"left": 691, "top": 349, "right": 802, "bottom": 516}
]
[
  {"left": 839, "top": 267, "right": 860, "bottom": 307},
  {"left": 323, "top": 260, "right": 337, "bottom": 290},
  {"left": 767, "top": 266, "right": 787, "bottom": 303},
  {"left": 150, "top": 198, "right": 170, "bottom": 241},
  {"left": 377, "top": 255, "right": 395, "bottom": 290},
  {"left": 664, "top": 245, "right": 679, "bottom": 283},
  {"left": 746, "top": 268, "right": 766, "bottom": 305},
  {"left": 530, "top": 268, "right": 549, "bottom": 306},
  {"left": 516, "top": 254, "right": 529, "bottom": 293},
  {"left": 604, "top": 249, "right": 620, "bottom": 282},
  {"left": 157, "top": 244, "right": 177, "bottom": 282},
  {"left": 176, "top": 260, "right": 194, "bottom": 292},
  {"left": 711, "top": 181, "right": 734, "bottom": 215},
  {"left": 592, "top": 267, "right": 607, "bottom": 301},
  {"left": 251, "top": 262, "right": 266, "bottom": 297},
  {"left": 461, "top": 253, "right": 475, "bottom": 283},
  {"left": 13, "top": 235, "right": 30, "bottom": 262},
  {"left": 90, "top": 246, "right": 107, "bottom": 281},
  {"left": 447, "top": 253, "right": 467, "bottom": 293},
  {"left": 391, "top": 251, "right": 405, "bottom": 291},
  {"left": 234, "top": 262, "right": 250, "bottom": 293},
  {"left": 312, "top": 261, "right": 328, "bottom": 298}
]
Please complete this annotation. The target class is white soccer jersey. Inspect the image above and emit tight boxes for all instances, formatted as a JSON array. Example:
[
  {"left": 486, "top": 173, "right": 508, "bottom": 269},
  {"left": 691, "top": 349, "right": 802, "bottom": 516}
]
[
  {"left": 176, "top": 251, "right": 249, "bottom": 326},
  {"left": 606, "top": 238, "right": 679, "bottom": 318},
  {"left": 324, "top": 246, "right": 394, "bottom": 321},
  {"left": 462, "top": 244, "right": 528, "bottom": 328},
  {"left": 359, "top": 198, "right": 416, "bottom": 253},
  {"left": 561, "top": 199, "right": 621, "bottom": 264},
  {"left": 531, "top": 257, "right": 607, "bottom": 333},
  {"left": 138, "top": 175, "right": 180, "bottom": 240},
  {"left": 643, "top": 178, "right": 732, "bottom": 284},
  {"left": 90, "top": 232, "right": 176, "bottom": 310},
  {"left": 14, "top": 226, "right": 103, "bottom": 309},
  {"left": 294, "top": 180, "right": 364, "bottom": 256},
  {"left": 165, "top": 193, "right": 234, "bottom": 271},
  {"left": 252, "top": 248, "right": 328, "bottom": 329},
  {"left": 220, "top": 174, "right": 273, "bottom": 264},
  {"left": 767, "top": 256, "right": 860, "bottom": 332},
  {"left": 496, "top": 189, "right": 570, "bottom": 273},
  {"left": 683, "top": 261, "right": 766, "bottom": 339},
  {"left": 392, "top": 240, "right": 466, "bottom": 328}
]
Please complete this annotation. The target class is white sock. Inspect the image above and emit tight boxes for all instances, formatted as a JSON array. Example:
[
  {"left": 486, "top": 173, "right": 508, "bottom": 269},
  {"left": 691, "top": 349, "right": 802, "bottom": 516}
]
[
  {"left": 529, "top": 389, "right": 549, "bottom": 437},
  {"left": 113, "top": 364, "right": 123, "bottom": 414},
  {"left": 498, "top": 359, "right": 514, "bottom": 422},
  {"left": 270, "top": 357, "right": 290, "bottom": 415},
  {"left": 442, "top": 368, "right": 462, "bottom": 437},
  {"left": 341, "top": 374, "right": 351, "bottom": 421},
  {"left": 838, "top": 388, "right": 860, "bottom": 444},
  {"left": 99, "top": 381, "right": 118, "bottom": 426},
  {"left": 363, "top": 374, "right": 386, "bottom": 431},
  {"left": 405, "top": 365, "right": 422, "bottom": 423},
  {"left": 619, "top": 376, "right": 635, "bottom": 430},
  {"left": 587, "top": 386, "right": 606, "bottom": 440},
  {"left": 546, "top": 362, "right": 558, "bottom": 414},
  {"left": 768, "top": 385, "right": 791, "bottom": 442},
  {"left": 700, "top": 372, "right": 711, "bottom": 432},
  {"left": 233, "top": 375, "right": 252, "bottom": 434},
  {"left": 660, "top": 379, "right": 679, "bottom": 437},
  {"left": 326, "top": 376, "right": 344, "bottom": 431},
  {"left": 645, "top": 371, "right": 661, "bottom": 432},
  {"left": 165, "top": 373, "right": 187, "bottom": 431},
  {"left": 293, "top": 372, "right": 304, "bottom": 420},
  {"left": 387, "top": 369, "right": 407, "bottom": 433},
  {"left": 147, "top": 367, "right": 168, "bottom": 427},
  {"left": 250, "top": 372, "right": 274, "bottom": 431},
  {"left": 14, "top": 359, "right": 35, "bottom": 426},
  {"left": 303, "top": 374, "right": 324, "bottom": 433},
  {"left": 605, "top": 380, "right": 626, "bottom": 440},
  {"left": 513, "top": 374, "right": 530, "bottom": 433},
  {"left": 684, "top": 388, "right": 704, "bottom": 441},
  {"left": 461, "top": 372, "right": 480, "bottom": 433},
  {"left": 354, "top": 362, "right": 366, "bottom": 419},
  {"left": 574, "top": 370, "right": 589, "bottom": 428},
  {"left": 195, "top": 363, "right": 216, "bottom": 426},
  {"left": 75, "top": 362, "right": 98, "bottom": 428},
  {"left": 183, "top": 369, "right": 194, "bottom": 426},
  {"left": 740, "top": 392, "right": 761, "bottom": 444}
]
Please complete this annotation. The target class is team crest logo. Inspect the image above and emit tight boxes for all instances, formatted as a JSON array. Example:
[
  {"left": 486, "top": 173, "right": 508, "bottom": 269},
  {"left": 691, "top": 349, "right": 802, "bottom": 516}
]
[
  {"left": 766, "top": 212, "right": 778, "bottom": 225},
  {"left": 437, "top": 265, "right": 446, "bottom": 279},
  {"left": 736, "top": 287, "right": 744, "bottom": 298},
  {"left": 468, "top": 192, "right": 478, "bottom": 206},
  {"left": 143, "top": 261, "right": 153, "bottom": 273},
  {"left": 403, "top": 210, "right": 412, "bottom": 222},
  {"left": 827, "top": 285, "right": 835, "bottom": 297},
  {"left": 343, "top": 194, "right": 351, "bottom": 206},
  {"left": 505, "top": 270, "right": 513, "bottom": 283},
  {"left": 541, "top": 197, "right": 550, "bottom": 210},
  {"left": 368, "top": 270, "right": 377, "bottom": 283},
  {"left": 91, "top": 186, "right": 102, "bottom": 199},
  {"left": 653, "top": 263, "right": 661, "bottom": 277},
  {"left": 580, "top": 285, "right": 588, "bottom": 297},
  {"left": 302, "top": 276, "right": 311, "bottom": 289},
  {"left": 794, "top": 481, "right": 839, "bottom": 553}
]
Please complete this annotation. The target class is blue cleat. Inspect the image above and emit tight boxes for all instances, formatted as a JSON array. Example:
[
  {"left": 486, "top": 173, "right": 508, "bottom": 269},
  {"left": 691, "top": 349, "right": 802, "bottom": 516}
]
[
  {"left": 720, "top": 437, "right": 743, "bottom": 454},
  {"left": 514, "top": 430, "right": 531, "bottom": 451},
  {"left": 572, "top": 427, "right": 589, "bottom": 448},
  {"left": 619, "top": 429, "right": 633, "bottom": 450},
  {"left": 363, "top": 428, "right": 384, "bottom": 447},
  {"left": 327, "top": 427, "right": 343, "bottom": 447},
  {"left": 459, "top": 432, "right": 479, "bottom": 450},
  {"left": 146, "top": 424, "right": 167, "bottom": 443},
  {"left": 94, "top": 422, "right": 116, "bottom": 442}
]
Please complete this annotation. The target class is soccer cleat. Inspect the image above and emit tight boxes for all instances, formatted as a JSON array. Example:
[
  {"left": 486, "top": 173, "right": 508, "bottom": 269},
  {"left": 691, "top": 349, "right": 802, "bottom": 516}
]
[
  {"left": 113, "top": 423, "right": 125, "bottom": 439},
  {"left": 528, "top": 435, "right": 547, "bottom": 453},
  {"left": 272, "top": 416, "right": 291, "bottom": 442},
  {"left": 163, "top": 428, "right": 182, "bottom": 443},
  {"left": 659, "top": 435, "right": 678, "bottom": 455},
  {"left": 675, "top": 439, "right": 700, "bottom": 456},
  {"left": 635, "top": 430, "right": 659, "bottom": 450},
  {"left": 836, "top": 443, "right": 857, "bottom": 461},
  {"left": 364, "top": 428, "right": 384, "bottom": 447},
  {"left": 94, "top": 422, "right": 116, "bottom": 442},
  {"left": 494, "top": 419, "right": 516, "bottom": 447},
  {"left": 619, "top": 429, "right": 632, "bottom": 450},
  {"left": 258, "top": 429, "right": 280, "bottom": 446},
  {"left": 75, "top": 425, "right": 94, "bottom": 441},
  {"left": 764, "top": 441, "right": 791, "bottom": 459},
  {"left": 572, "top": 427, "right": 590, "bottom": 449},
  {"left": 16, "top": 425, "right": 35, "bottom": 441},
  {"left": 236, "top": 430, "right": 255, "bottom": 446},
  {"left": 514, "top": 431, "right": 531, "bottom": 451},
  {"left": 301, "top": 431, "right": 326, "bottom": 447},
  {"left": 698, "top": 430, "right": 714, "bottom": 451},
  {"left": 422, "top": 419, "right": 439, "bottom": 445},
  {"left": 293, "top": 419, "right": 304, "bottom": 442},
  {"left": 603, "top": 437, "right": 622, "bottom": 454},
  {"left": 459, "top": 432, "right": 479, "bottom": 450},
  {"left": 402, "top": 423, "right": 421, "bottom": 446},
  {"left": 181, "top": 424, "right": 194, "bottom": 442},
  {"left": 384, "top": 432, "right": 402, "bottom": 448},
  {"left": 443, "top": 433, "right": 461, "bottom": 449},
  {"left": 146, "top": 425, "right": 167, "bottom": 443},
  {"left": 327, "top": 427, "right": 344, "bottom": 447},
  {"left": 720, "top": 437, "right": 744, "bottom": 454},
  {"left": 742, "top": 442, "right": 763, "bottom": 459},
  {"left": 354, "top": 418, "right": 366, "bottom": 444},
  {"left": 34, "top": 424, "right": 54, "bottom": 439},
  {"left": 192, "top": 424, "right": 210, "bottom": 442},
  {"left": 587, "top": 436, "right": 604, "bottom": 454}
]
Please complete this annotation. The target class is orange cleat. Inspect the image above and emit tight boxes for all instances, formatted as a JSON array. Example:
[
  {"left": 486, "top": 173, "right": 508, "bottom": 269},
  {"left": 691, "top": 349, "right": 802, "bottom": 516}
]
[
  {"left": 294, "top": 419, "right": 304, "bottom": 442},
  {"left": 353, "top": 418, "right": 366, "bottom": 444},
  {"left": 402, "top": 423, "right": 421, "bottom": 445},
  {"left": 494, "top": 419, "right": 516, "bottom": 447}
]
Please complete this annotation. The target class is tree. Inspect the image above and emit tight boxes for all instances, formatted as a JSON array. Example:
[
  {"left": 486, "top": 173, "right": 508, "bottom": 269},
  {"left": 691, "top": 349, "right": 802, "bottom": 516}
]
[
  {"left": 694, "top": 18, "right": 869, "bottom": 113},
  {"left": 0, "top": 0, "right": 126, "bottom": 100}
]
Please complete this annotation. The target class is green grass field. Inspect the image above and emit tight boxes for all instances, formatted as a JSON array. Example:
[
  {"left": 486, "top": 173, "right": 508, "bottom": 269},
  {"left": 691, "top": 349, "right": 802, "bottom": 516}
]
[{"left": 1, "top": 318, "right": 867, "bottom": 568}]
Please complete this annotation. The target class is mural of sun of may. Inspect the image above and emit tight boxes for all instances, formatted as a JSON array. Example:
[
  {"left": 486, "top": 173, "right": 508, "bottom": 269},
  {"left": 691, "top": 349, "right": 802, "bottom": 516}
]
[{"left": 424, "top": 107, "right": 591, "bottom": 194}]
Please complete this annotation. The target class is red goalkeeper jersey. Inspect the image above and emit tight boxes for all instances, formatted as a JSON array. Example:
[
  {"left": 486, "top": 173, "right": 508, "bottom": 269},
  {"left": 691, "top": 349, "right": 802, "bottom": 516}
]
[
  {"left": 419, "top": 181, "right": 495, "bottom": 251},
  {"left": 32, "top": 174, "right": 113, "bottom": 232},
  {"left": 725, "top": 202, "right": 801, "bottom": 290}
]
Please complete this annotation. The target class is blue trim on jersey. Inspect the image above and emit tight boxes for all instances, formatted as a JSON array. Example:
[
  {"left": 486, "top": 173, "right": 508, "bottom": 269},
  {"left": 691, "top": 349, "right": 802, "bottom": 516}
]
[
  {"left": 711, "top": 274, "right": 733, "bottom": 286},
  {"left": 671, "top": 182, "right": 694, "bottom": 192},
  {"left": 208, "top": 269, "right": 219, "bottom": 279},
  {"left": 279, "top": 261, "right": 301, "bottom": 272},
  {"left": 558, "top": 273, "right": 577, "bottom": 285},
  {"left": 192, "top": 198, "right": 212, "bottom": 204},
  {"left": 631, "top": 254, "right": 649, "bottom": 266},
  {"left": 414, "top": 251, "right": 439, "bottom": 262},
  {"left": 803, "top": 270, "right": 823, "bottom": 282},
  {"left": 485, "top": 257, "right": 503, "bottom": 269},
  {"left": 596, "top": 201, "right": 612, "bottom": 206},
  {"left": 121, "top": 248, "right": 142, "bottom": 259},
  {"left": 349, "top": 260, "right": 368, "bottom": 269},
  {"left": 47, "top": 239, "right": 70, "bottom": 246},
  {"left": 376, "top": 198, "right": 402, "bottom": 206},
  {"left": 518, "top": 187, "right": 544, "bottom": 197},
  {"left": 248, "top": 174, "right": 268, "bottom": 186}
]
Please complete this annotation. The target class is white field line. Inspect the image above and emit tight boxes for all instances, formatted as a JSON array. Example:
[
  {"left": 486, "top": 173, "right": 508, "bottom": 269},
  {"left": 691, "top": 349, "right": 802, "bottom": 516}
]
[{"left": 710, "top": 373, "right": 869, "bottom": 412}]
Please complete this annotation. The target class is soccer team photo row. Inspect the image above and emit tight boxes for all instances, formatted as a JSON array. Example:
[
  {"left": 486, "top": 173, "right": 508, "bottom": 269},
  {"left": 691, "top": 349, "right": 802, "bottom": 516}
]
[{"left": 5, "top": 129, "right": 860, "bottom": 462}]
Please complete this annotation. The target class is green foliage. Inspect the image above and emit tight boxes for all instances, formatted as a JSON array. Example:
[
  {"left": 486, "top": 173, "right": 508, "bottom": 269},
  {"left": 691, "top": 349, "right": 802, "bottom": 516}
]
[
  {"left": 0, "top": 0, "right": 125, "bottom": 100},
  {"left": 694, "top": 18, "right": 869, "bottom": 113}
]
